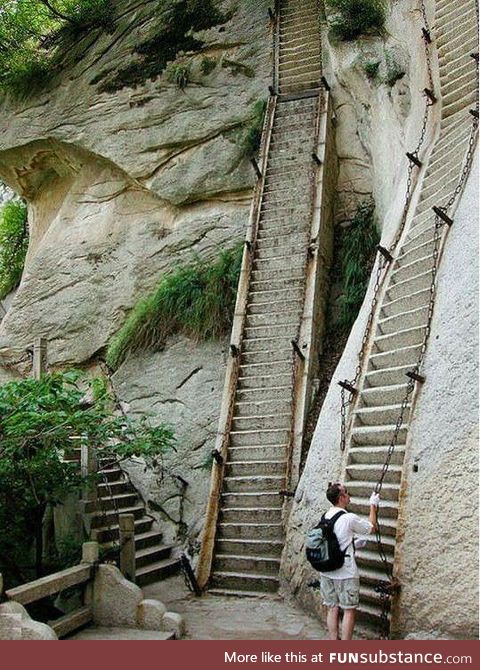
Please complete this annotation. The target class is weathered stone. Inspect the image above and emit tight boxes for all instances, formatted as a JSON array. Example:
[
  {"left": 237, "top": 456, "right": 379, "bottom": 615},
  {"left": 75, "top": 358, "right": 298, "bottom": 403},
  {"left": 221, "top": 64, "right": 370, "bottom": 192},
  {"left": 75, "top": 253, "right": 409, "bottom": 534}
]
[
  {"left": 162, "top": 611, "right": 185, "bottom": 639},
  {"left": 136, "top": 599, "right": 167, "bottom": 630},
  {"left": 0, "top": 602, "right": 58, "bottom": 640},
  {"left": 92, "top": 564, "right": 143, "bottom": 628}
]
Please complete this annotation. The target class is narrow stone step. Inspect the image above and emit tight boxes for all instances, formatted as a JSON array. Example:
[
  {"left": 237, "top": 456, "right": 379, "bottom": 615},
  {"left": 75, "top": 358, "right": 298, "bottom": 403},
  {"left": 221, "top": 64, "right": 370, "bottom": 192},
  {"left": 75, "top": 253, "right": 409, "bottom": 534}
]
[
  {"left": 240, "top": 348, "right": 292, "bottom": 366},
  {"left": 344, "top": 481, "right": 400, "bottom": 502},
  {"left": 93, "top": 517, "right": 153, "bottom": 544},
  {"left": 353, "top": 404, "right": 410, "bottom": 427},
  {"left": 380, "top": 288, "right": 431, "bottom": 319},
  {"left": 390, "top": 253, "right": 433, "bottom": 285},
  {"left": 90, "top": 504, "right": 145, "bottom": 529},
  {"left": 220, "top": 492, "right": 282, "bottom": 509},
  {"left": 396, "top": 237, "right": 436, "bottom": 267},
  {"left": 210, "top": 571, "right": 279, "bottom": 593},
  {"left": 253, "top": 252, "right": 306, "bottom": 272},
  {"left": 235, "top": 385, "right": 291, "bottom": 404},
  {"left": 384, "top": 268, "right": 432, "bottom": 302},
  {"left": 373, "top": 325, "right": 425, "bottom": 353},
  {"left": 135, "top": 543, "right": 175, "bottom": 568},
  {"left": 97, "top": 480, "right": 134, "bottom": 496},
  {"left": 350, "top": 425, "right": 407, "bottom": 446},
  {"left": 346, "top": 463, "right": 403, "bottom": 485},
  {"left": 217, "top": 521, "right": 284, "bottom": 539},
  {"left": 376, "top": 305, "right": 429, "bottom": 336},
  {"left": 250, "top": 268, "right": 304, "bottom": 285},
  {"left": 257, "top": 219, "right": 310, "bottom": 239},
  {"left": 214, "top": 554, "right": 281, "bottom": 576},
  {"left": 359, "top": 383, "right": 409, "bottom": 407},
  {"left": 356, "top": 548, "right": 394, "bottom": 571},
  {"left": 98, "top": 466, "right": 125, "bottom": 483},
  {"left": 368, "top": 343, "right": 422, "bottom": 371},
  {"left": 237, "top": 371, "right": 292, "bottom": 390},
  {"left": 365, "top": 363, "right": 414, "bottom": 388},
  {"left": 231, "top": 412, "right": 291, "bottom": 431},
  {"left": 348, "top": 494, "right": 400, "bottom": 518},
  {"left": 245, "top": 310, "right": 301, "bottom": 328},
  {"left": 348, "top": 444, "right": 405, "bottom": 467},
  {"left": 228, "top": 444, "right": 288, "bottom": 462},
  {"left": 247, "top": 288, "right": 304, "bottom": 308},
  {"left": 136, "top": 557, "right": 181, "bottom": 587},
  {"left": 225, "top": 460, "right": 287, "bottom": 477},
  {"left": 243, "top": 323, "right": 298, "bottom": 341},
  {"left": 222, "top": 476, "right": 285, "bottom": 494},
  {"left": 246, "top": 300, "right": 302, "bottom": 319},
  {"left": 359, "top": 584, "right": 391, "bottom": 609},
  {"left": 239, "top": 358, "right": 292, "bottom": 378},
  {"left": 84, "top": 492, "right": 138, "bottom": 514},
  {"left": 219, "top": 507, "right": 282, "bottom": 524},
  {"left": 215, "top": 537, "right": 283, "bottom": 557},
  {"left": 134, "top": 530, "right": 165, "bottom": 551},
  {"left": 229, "top": 427, "right": 290, "bottom": 447}
]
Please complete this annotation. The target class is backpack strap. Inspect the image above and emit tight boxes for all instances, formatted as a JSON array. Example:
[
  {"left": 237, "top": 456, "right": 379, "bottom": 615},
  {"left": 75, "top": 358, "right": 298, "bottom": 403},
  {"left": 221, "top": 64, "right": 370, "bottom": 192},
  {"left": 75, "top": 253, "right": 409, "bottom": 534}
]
[{"left": 329, "top": 510, "right": 346, "bottom": 527}]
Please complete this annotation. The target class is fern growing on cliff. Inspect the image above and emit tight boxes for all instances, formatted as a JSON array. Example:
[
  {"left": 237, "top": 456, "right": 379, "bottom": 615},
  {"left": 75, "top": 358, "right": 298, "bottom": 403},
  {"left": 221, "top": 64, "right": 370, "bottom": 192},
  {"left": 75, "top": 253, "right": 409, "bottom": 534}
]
[
  {"left": 106, "top": 244, "right": 243, "bottom": 370},
  {"left": 0, "top": 200, "right": 29, "bottom": 299}
]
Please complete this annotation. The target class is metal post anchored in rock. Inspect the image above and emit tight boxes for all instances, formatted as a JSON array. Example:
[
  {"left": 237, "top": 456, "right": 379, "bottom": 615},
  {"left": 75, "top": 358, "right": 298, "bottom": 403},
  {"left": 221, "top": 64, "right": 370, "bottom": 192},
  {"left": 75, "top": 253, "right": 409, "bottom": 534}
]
[
  {"left": 32, "top": 337, "right": 47, "bottom": 380},
  {"left": 119, "top": 514, "right": 136, "bottom": 584}
]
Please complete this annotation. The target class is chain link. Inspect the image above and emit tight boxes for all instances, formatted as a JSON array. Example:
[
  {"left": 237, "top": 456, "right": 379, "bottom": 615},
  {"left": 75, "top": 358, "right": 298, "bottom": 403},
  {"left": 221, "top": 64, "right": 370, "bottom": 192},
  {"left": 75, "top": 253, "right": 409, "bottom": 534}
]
[{"left": 337, "top": 0, "right": 479, "bottom": 639}]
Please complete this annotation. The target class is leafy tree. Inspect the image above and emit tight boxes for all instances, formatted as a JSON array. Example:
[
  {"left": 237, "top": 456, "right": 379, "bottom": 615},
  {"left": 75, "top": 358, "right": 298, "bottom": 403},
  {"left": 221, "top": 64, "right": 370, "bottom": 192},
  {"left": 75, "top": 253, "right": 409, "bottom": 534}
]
[
  {"left": 0, "top": 370, "right": 175, "bottom": 585},
  {"left": 326, "top": 0, "right": 387, "bottom": 41},
  {"left": 0, "top": 200, "right": 29, "bottom": 299},
  {"left": 0, "top": 1, "right": 114, "bottom": 96}
]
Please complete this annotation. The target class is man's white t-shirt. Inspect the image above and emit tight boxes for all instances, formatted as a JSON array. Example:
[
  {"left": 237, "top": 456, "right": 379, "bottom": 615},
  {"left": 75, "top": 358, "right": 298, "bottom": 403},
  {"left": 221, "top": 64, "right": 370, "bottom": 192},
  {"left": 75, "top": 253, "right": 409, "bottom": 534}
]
[{"left": 319, "top": 506, "right": 373, "bottom": 580}]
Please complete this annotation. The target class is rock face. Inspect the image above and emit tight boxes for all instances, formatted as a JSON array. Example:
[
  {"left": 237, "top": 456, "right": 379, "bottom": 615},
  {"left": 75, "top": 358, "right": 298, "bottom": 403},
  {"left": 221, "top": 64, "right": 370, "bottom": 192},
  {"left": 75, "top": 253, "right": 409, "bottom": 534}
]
[{"left": 0, "top": 1, "right": 271, "bottom": 537}]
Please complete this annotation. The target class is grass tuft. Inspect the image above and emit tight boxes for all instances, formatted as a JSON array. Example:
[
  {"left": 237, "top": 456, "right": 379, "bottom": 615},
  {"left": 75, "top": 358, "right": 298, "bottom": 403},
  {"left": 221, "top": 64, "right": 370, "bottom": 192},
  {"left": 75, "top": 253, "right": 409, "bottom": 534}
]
[
  {"left": 106, "top": 244, "right": 243, "bottom": 370},
  {"left": 242, "top": 98, "right": 267, "bottom": 157}
]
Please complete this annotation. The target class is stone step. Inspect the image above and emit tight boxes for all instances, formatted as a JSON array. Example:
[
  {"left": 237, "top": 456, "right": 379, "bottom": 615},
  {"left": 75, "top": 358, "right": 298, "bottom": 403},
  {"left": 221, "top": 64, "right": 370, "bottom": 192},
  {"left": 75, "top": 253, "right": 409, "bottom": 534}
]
[
  {"left": 353, "top": 404, "right": 410, "bottom": 427},
  {"left": 380, "top": 287, "right": 431, "bottom": 319},
  {"left": 257, "top": 219, "right": 310, "bottom": 239},
  {"left": 93, "top": 517, "right": 153, "bottom": 544},
  {"left": 84, "top": 492, "right": 139, "bottom": 514},
  {"left": 390, "top": 253, "right": 433, "bottom": 286},
  {"left": 243, "top": 323, "right": 298, "bottom": 341},
  {"left": 401, "top": 226, "right": 436, "bottom": 255},
  {"left": 344, "top": 481, "right": 399, "bottom": 502},
  {"left": 396, "top": 236, "right": 436, "bottom": 267},
  {"left": 222, "top": 475, "right": 285, "bottom": 493},
  {"left": 246, "top": 298, "right": 303, "bottom": 317},
  {"left": 348, "top": 446, "right": 405, "bottom": 465},
  {"left": 239, "top": 356, "right": 292, "bottom": 377},
  {"left": 231, "top": 412, "right": 291, "bottom": 431},
  {"left": 250, "top": 268, "right": 304, "bottom": 286},
  {"left": 348, "top": 495, "right": 399, "bottom": 519},
  {"left": 365, "top": 363, "right": 414, "bottom": 388},
  {"left": 229, "top": 428, "right": 290, "bottom": 447},
  {"left": 368, "top": 343, "right": 422, "bottom": 371},
  {"left": 228, "top": 444, "right": 288, "bottom": 462},
  {"left": 245, "top": 309, "right": 301, "bottom": 329},
  {"left": 384, "top": 269, "right": 432, "bottom": 302},
  {"left": 210, "top": 571, "right": 279, "bottom": 593},
  {"left": 215, "top": 537, "right": 283, "bottom": 557},
  {"left": 376, "top": 305, "right": 429, "bottom": 336},
  {"left": 97, "top": 480, "right": 134, "bottom": 496},
  {"left": 217, "top": 521, "right": 284, "bottom": 540},
  {"left": 280, "top": 78, "right": 321, "bottom": 94},
  {"left": 359, "top": 383, "right": 409, "bottom": 407},
  {"left": 260, "top": 191, "right": 311, "bottom": 210},
  {"left": 260, "top": 203, "right": 310, "bottom": 219},
  {"left": 136, "top": 557, "right": 181, "bottom": 587},
  {"left": 373, "top": 325, "right": 425, "bottom": 353},
  {"left": 90, "top": 504, "right": 145, "bottom": 529},
  {"left": 356, "top": 548, "right": 394, "bottom": 571},
  {"left": 346, "top": 463, "right": 403, "bottom": 486},
  {"left": 443, "top": 86, "right": 477, "bottom": 119},
  {"left": 359, "top": 584, "right": 391, "bottom": 610},
  {"left": 225, "top": 460, "right": 287, "bottom": 477},
  {"left": 219, "top": 507, "right": 282, "bottom": 524},
  {"left": 213, "top": 554, "right": 281, "bottom": 576},
  {"left": 220, "top": 491, "right": 282, "bottom": 509},
  {"left": 235, "top": 384, "right": 292, "bottom": 404},
  {"left": 134, "top": 530, "right": 165, "bottom": 551},
  {"left": 278, "top": 61, "right": 321, "bottom": 80},
  {"left": 98, "top": 467, "right": 125, "bottom": 483},
  {"left": 240, "top": 348, "right": 292, "bottom": 366},
  {"left": 350, "top": 425, "right": 407, "bottom": 447},
  {"left": 253, "top": 251, "right": 306, "bottom": 272},
  {"left": 135, "top": 543, "right": 175, "bottom": 569},
  {"left": 247, "top": 287, "right": 304, "bottom": 307},
  {"left": 237, "top": 371, "right": 292, "bottom": 390},
  {"left": 279, "top": 48, "right": 321, "bottom": 67}
]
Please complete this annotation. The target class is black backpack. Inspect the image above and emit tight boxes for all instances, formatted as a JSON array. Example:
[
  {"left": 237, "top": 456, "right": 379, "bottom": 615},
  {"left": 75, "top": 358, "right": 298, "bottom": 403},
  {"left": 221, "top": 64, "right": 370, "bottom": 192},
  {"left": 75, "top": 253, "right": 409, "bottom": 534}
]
[{"left": 305, "top": 510, "right": 348, "bottom": 572}]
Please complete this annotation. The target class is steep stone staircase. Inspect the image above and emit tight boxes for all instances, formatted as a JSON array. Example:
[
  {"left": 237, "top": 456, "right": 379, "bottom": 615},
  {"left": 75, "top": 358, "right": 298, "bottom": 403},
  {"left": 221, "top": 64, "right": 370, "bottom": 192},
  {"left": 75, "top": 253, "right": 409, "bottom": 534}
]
[
  {"left": 207, "top": 0, "right": 324, "bottom": 595},
  {"left": 341, "top": 0, "right": 478, "bottom": 632},
  {"left": 68, "top": 450, "right": 180, "bottom": 587}
]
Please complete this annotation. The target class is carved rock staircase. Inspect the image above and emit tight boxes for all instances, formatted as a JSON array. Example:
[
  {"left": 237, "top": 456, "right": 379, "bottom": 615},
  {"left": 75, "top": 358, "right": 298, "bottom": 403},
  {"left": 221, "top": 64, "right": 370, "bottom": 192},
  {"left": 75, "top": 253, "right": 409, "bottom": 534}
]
[
  {"left": 341, "top": 0, "right": 478, "bottom": 633},
  {"left": 67, "top": 450, "right": 180, "bottom": 586},
  {"left": 207, "top": 0, "right": 324, "bottom": 596}
]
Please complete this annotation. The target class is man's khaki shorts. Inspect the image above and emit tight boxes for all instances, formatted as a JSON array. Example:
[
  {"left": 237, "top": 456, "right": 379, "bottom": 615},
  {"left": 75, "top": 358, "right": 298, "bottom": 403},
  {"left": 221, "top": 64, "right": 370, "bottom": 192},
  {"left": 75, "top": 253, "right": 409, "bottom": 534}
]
[{"left": 320, "top": 576, "right": 360, "bottom": 609}]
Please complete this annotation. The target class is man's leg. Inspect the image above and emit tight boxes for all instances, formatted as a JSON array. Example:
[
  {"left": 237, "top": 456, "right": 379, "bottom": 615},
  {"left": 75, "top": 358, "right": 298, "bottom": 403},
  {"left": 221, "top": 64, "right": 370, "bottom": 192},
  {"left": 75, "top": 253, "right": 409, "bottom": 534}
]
[
  {"left": 326, "top": 606, "right": 340, "bottom": 640},
  {"left": 340, "top": 608, "right": 356, "bottom": 640}
]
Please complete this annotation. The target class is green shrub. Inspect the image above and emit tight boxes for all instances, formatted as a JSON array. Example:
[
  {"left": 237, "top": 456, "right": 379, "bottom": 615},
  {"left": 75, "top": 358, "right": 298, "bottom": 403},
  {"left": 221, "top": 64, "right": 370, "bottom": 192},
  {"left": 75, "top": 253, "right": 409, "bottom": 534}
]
[
  {"left": 0, "top": 200, "right": 29, "bottom": 299},
  {"left": 106, "top": 244, "right": 243, "bottom": 370},
  {"left": 364, "top": 60, "right": 380, "bottom": 79},
  {"left": 242, "top": 98, "right": 267, "bottom": 157},
  {"left": 201, "top": 56, "right": 217, "bottom": 76},
  {"left": 326, "top": 0, "right": 387, "bottom": 41},
  {"left": 166, "top": 62, "right": 191, "bottom": 89},
  {"left": 336, "top": 200, "right": 379, "bottom": 331}
]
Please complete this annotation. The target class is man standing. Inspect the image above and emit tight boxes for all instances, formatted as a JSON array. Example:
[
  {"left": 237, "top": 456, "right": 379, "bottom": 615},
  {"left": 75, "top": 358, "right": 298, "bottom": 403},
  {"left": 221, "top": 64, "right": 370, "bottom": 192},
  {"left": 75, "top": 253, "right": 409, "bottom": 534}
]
[{"left": 319, "top": 481, "right": 379, "bottom": 640}]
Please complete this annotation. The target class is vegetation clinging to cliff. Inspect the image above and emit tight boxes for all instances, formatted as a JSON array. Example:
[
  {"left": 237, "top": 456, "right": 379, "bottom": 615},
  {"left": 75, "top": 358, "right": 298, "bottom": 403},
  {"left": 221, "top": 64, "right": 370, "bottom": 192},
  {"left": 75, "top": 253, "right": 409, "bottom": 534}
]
[
  {"left": 326, "top": 0, "right": 387, "bottom": 41},
  {"left": 337, "top": 200, "right": 379, "bottom": 331},
  {"left": 0, "top": 200, "right": 29, "bottom": 299},
  {"left": 106, "top": 244, "right": 243, "bottom": 370},
  {"left": 0, "top": 0, "right": 114, "bottom": 97}
]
